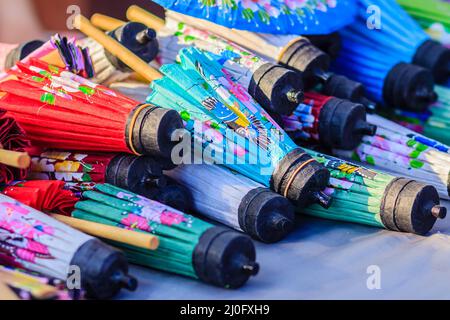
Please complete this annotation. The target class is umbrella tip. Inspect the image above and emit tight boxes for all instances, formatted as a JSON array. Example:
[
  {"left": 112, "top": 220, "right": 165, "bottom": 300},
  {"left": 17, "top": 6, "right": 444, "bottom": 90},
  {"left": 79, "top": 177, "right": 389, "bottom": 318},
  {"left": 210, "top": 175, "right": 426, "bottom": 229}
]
[
  {"left": 242, "top": 262, "right": 260, "bottom": 276},
  {"left": 354, "top": 120, "right": 377, "bottom": 136},
  {"left": 360, "top": 97, "right": 377, "bottom": 113},
  {"left": 136, "top": 28, "right": 157, "bottom": 44},
  {"left": 311, "top": 191, "right": 332, "bottom": 209},
  {"left": 286, "top": 89, "right": 304, "bottom": 104},
  {"left": 115, "top": 274, "right": 138, "bottom": 291},
  {"left": 431, "top": 205, "right": 447, "bottom": 219}
]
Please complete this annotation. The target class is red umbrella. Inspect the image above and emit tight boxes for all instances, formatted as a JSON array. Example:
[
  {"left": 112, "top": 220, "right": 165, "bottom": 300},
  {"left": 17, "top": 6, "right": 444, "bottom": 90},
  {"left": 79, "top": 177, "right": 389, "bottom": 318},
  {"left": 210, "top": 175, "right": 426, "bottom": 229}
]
[
  {"left": 0, "top": 109, "right": 31, "bottom": 184},
  {"left": 1, "top": 180, "right": 78, "bottom": 216},
  {"left": 0, "top": 58, "right": 183, "bottom": 158}
]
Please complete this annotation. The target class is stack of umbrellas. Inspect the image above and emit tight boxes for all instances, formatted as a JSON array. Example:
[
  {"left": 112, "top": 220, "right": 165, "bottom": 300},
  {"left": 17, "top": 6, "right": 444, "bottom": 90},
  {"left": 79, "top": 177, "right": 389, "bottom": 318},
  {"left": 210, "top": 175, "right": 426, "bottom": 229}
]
[
  {"left": 331, "top": 1, "right": 441, "bottom": 111},
  {"left": 78, "top": 12, "right": 445, "bottom": 234},
  {"left": 90, "top": 10, "right": 376, "bottom": 152},
  {"left": 75, "top": 15, "right": 332, "bottom": 207},
  {"left": 145, "top": 7, "right": 377, "bottom": 111},
  {"left": 28, "top": 148, "right": 192, "bottom": 212},
  {"left": 0, "top": 58, "right": 183, "bottom": 158}
]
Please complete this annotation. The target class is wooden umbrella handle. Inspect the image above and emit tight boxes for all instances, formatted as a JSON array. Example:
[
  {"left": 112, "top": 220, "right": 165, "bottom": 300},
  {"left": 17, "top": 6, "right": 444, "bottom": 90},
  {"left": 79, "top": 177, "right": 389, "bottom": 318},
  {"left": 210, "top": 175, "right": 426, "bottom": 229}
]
[
  {"left": 91, "top": 13, "right": 126, "bottom": 31},
  {"left": 0, "top": 149, "right": 30, "bottom": 169},
  {"left": 127, "top": 5, "right": 165, "bottom": 31},
  {"left": 74, "top": 14, "right": 162, "bottom": 82},
  {"left": 51, "top": 214, "right": 159, "bottom": 250},
  {"left": 0, "top": 269, "right": 59, "bottom": 299},
  {"left": 0, "top": 280, "right": 19, "bottom": 300}
]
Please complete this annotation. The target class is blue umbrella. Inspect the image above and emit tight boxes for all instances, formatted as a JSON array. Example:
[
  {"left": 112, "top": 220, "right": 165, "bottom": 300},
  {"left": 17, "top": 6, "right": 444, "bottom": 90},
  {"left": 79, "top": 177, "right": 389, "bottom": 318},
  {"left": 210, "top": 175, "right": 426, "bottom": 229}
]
[
  {"left": 335, "top": 0, "right": 450, "bottom": 80},
  {"left": 153, "top": 0, "right": 357, "bottom": 35},
  {"left": 331, "top": 0, "right": 440, "bottom": 112}
]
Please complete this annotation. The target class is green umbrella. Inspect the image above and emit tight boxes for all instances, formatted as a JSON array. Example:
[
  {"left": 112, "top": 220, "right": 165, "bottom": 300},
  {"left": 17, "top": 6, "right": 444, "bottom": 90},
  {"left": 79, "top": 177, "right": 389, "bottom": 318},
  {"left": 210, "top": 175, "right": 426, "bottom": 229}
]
[
  {"left": 298, "top": 150, "right": 446, "bottom": 235},
  {"left": 73, "top": 183, "right": 259, "bottom": 288},
  {"left": 397, "top": 0, "right": 450, "bottom": 46}
]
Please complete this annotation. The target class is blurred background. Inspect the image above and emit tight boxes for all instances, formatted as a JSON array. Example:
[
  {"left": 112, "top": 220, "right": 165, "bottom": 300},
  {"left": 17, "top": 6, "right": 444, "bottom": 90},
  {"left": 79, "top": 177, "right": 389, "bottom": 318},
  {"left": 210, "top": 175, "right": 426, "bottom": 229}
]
[{"left": 0, "top": 0, "right": 164, "bottom": 42}]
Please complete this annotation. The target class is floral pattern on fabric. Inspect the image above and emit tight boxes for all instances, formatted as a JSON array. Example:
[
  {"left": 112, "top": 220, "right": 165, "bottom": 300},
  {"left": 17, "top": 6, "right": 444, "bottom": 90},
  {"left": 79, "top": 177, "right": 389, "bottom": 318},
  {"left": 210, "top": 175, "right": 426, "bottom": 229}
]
[
  {"left": 29, "top": 150, "right": 116, "bottom": 183},
  {"left": 282, "top": 92, "right": 330, "bottom": 142},
  {"left": 333, "top": 113, "right": 450, "bottom": 200},
  {"left": 166, "top": 18, "right": 266, "bottom": 73},
  {"left": 155, "top": 0, "right": 354, "bottom": 34},
  {"left": 0, "top": 200, "right": 56, "bottom": 264},
  {"left": 0, "top": 193, "right": 92, "bottom": 281},
  {"left": 300, "top": 150, "right": 394, "bottom": 228},
  {"left": 0, "top": 58, "right": 141, "bottom": 153},
  {"left": 72, "top": 183, "right": 213, "bottom": 279}
]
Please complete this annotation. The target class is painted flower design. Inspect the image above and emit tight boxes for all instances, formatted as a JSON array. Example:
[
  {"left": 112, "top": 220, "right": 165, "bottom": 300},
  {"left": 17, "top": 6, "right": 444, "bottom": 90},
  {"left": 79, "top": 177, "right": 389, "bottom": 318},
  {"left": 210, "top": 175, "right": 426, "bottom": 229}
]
[
  {"left": 0, "top": 218, "right": 53, "bottom": 239},
  {"left": 284, "top": 0, "right": 307, "bottom": 10},
  {"left": 41, "top": 151, "right": 72, "bottom": 161},
  {"left": 246, "top": 0, "right": 279, "bottom": 14},
  {"left": 160, "top": 211, "right": 188, "bottom": 226},
  {"left": 199, "top": 0, "right": 340, "bottom": 23},
  {"left": 316, "top": 2, "right": 327, "bottom": 12},
  {"left": 121, "top": 214, "right": 152, "bottom": 232},
  {"left": 26, "top": 238, "right": 50, "bottom": 255},
  {"left": 16, "top": 248, "right": 37, "bottom": 262},
  {"left": 327, "top": 0, "right": 337, "bottom": 8},
  {"left": 1, "top": 202, "right": 30, "bottom": 216},
  {"left": 54, "top": 160, "right": 81, "bottom": 173},
  {"left": 54, "top": 172, "right": 85, "bottom": 182}
]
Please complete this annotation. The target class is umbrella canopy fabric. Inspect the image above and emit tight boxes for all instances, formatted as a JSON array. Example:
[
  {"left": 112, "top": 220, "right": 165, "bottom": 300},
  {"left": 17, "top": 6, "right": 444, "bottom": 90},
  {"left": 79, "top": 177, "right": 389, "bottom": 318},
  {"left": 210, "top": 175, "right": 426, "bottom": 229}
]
[
  {"left": 72, "top": 183, "right": 259, "bottom": 288},
  {"left": 300, "top": 149, "right": 446, "bottom": 235},
  {"left": 1, "top": 180, "right": 78, "bottom": 216},
  {"left": 382, "top": 85, "right": 450, "bottom": 146},
  {"left": 148, "top": 46, "right": 296, "bottom": 186},
  {"left": 0, "top": 109, "right": 31, "bottom": 184},
  {"left": 29, "top": 150, "right": 115, "bottom": 184},
  {"left": 333, "top": 113, "right": 450, "bottom": 200},
  {"left": 154, "top": 0, "right": 356, "bottom": 35},
  {"left": 0, "top": 59, "right": 136, "bottom": 153},
  {"left": 147, "top": 46, "right": 330, "bottom": 207}
]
